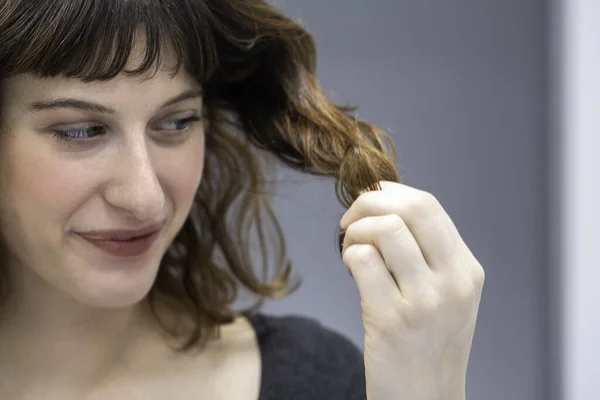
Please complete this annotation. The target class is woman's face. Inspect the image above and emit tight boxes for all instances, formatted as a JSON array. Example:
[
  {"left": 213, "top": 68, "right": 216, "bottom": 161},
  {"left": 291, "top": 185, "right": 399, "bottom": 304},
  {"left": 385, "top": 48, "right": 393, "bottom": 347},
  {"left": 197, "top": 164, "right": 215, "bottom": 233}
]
[{"left": 0, "top": 46, "right": 206, "bottom": 309}]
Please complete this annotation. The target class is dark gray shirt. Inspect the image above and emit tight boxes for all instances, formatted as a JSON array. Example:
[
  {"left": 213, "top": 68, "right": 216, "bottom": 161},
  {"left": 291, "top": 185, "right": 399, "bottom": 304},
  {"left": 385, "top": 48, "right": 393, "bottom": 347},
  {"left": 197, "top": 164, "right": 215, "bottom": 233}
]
[{"left": 245, "top": 313, "right": 367, "bottom": 400}]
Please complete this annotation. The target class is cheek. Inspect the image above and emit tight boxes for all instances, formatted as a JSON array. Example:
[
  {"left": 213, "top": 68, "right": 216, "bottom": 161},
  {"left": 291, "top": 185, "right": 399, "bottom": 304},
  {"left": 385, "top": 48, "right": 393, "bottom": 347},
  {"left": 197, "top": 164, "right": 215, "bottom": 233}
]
[
  {"left": 1, "top": 142, "right": 94, "bottom": 231},
  {"left": 159, "top": 137, "right": 206, "bottom": 210},
  {"left": 0, "top": 137, "right": 98, "bottom": 268}
]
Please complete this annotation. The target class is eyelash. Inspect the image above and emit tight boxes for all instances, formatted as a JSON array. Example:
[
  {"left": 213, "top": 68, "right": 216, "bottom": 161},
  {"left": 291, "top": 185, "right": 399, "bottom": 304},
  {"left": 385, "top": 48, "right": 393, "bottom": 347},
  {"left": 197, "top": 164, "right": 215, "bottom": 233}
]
[{"left": 52, "top": 116, "right": 202, "bottom": 141}]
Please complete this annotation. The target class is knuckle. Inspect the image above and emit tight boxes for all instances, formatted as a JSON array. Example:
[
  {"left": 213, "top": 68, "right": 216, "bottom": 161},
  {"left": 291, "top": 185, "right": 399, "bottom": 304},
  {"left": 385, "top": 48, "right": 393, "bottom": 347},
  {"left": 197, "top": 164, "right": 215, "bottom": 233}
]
[
  {"left": 450, "top": 281, "right": 476, "bottom": 302},
  {"left": 420, "top": 291, "right": 443, "bottom": 312},
  {"left": 344, "top": 219, "right": 359, "bottom": 237},
  {"left": 419, "top": 190, "right": 439, "bottom": 205},
  {"left": 405, "top": 289, "right": 442, "bottom": 320},
  {"left": 343, "top": 244, "right": 378, "bottom": 266},
  {"left": 473, "top": 263, "right": 486, "bottom": 287},
  {"left": 353, "top": 192, "right": 371, "bottom": 210},
  {"left": 409, "top": 191, "right": 440, "bottom": 215},
  {"left": 378, "top": 314, "right": 403, "bottom": 337},
  {"left": 368, "top": 306, "right": 405, "bottom": 338},
  {"left": 341, "top": 246, "right": 355, "bottom": 265},
  {"left": 402, "top": 303, "right": 438, "bottom": 328},
  {"left": 381, "top": 213, "right": 407, "bottom": 235}
]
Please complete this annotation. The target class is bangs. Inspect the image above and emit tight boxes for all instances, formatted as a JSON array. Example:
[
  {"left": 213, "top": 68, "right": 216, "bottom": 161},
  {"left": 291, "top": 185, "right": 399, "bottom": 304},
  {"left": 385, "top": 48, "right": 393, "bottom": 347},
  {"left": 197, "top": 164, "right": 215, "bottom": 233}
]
[{"left": 0, "top": 0, "right": 219, "bottom": 83}]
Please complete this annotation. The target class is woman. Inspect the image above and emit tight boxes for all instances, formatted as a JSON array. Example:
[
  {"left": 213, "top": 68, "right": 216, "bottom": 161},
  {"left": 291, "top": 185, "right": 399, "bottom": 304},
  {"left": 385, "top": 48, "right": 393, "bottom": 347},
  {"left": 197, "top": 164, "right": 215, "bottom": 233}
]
[{"left": 0, "top": 0, "right": 485, "bottom": 399}]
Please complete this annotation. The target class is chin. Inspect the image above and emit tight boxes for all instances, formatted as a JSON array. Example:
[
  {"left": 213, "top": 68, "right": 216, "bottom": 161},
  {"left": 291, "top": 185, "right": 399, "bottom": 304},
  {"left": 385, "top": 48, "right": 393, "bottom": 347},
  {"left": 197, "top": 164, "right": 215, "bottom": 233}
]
[
  {"left": 66, "top": 258, "right": 161, "bottom": 309},
  {"left": 79, "top": 286, "right": 152, "bottom": 309}
]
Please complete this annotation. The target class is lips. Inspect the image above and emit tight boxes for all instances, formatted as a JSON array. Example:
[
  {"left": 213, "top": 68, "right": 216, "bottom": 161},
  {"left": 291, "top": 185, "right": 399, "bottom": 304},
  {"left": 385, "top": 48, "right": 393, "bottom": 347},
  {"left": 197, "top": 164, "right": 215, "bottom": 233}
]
[
  {"left": 92, "top": 231, "right": 155, "bottom": 242},
  {"left": 77, "top": 221, "right": 164, "bottom": 241},
  {"left": 79, "top": 230, "right": 161, "bottom": 258}
]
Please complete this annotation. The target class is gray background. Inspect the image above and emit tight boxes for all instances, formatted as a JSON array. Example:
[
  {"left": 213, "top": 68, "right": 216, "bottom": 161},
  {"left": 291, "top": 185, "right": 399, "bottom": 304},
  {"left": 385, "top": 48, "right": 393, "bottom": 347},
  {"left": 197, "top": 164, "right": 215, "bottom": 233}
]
[{"left": 258, "top": 1, "right": 548, "bottom": 399}]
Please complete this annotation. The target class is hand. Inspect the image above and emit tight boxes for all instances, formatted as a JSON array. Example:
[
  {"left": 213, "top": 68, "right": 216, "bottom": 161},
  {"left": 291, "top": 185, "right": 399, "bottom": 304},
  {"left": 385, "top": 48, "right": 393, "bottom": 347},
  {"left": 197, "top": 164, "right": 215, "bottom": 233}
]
[{"left": 340, "top": 181, "right": 485, "bottom": 400}]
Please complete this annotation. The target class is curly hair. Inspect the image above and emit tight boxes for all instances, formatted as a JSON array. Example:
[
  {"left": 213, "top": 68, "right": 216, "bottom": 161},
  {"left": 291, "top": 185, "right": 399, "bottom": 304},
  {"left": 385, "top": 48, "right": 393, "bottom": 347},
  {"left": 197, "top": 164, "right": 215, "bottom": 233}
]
[{"left": 0, "top": 0, "right": 401, "bottom": 350}]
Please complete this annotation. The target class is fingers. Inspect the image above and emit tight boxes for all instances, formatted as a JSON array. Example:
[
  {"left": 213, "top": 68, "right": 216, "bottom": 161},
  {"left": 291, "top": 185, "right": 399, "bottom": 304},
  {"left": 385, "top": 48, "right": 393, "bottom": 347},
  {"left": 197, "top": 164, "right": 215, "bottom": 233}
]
[
  {"left": 342, "top": 243, "right": 405, "bottom": 311},
  {"left": 340, "top": 182, "right": 461, "bottom": 273},
  {"left": 342, "top": 214, "right": 435, "bottom": 299}
]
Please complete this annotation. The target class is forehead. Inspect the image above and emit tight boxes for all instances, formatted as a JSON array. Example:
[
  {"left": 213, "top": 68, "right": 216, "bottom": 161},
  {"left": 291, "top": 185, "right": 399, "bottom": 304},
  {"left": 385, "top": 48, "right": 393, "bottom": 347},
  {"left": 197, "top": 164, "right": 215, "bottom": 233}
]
[
  {"left": 3, "top": 71, "right": 199, "bottom": 103},
  {"left": 1, "top": 34, "right": 200, "bottom": 107}
]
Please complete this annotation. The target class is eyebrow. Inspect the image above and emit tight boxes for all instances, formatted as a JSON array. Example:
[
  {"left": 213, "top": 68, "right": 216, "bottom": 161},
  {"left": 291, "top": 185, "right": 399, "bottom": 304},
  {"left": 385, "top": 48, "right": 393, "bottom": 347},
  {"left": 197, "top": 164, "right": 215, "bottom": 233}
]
[{"left": 27, "top": 88, "right": 203, "bottom": 114}]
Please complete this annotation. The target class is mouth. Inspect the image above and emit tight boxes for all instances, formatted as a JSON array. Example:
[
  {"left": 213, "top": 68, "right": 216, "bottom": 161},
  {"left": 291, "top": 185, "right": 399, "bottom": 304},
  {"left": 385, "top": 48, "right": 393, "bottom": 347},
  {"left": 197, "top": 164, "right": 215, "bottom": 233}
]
[
  {"left": 78, "top": 229, "right": 162, "bottom": 259},
  {"left": 102, "top": 231, "right": 155, "bottom": 242},
  {"left": 77, "top": 221, "right": 165, "bottom": 241}
]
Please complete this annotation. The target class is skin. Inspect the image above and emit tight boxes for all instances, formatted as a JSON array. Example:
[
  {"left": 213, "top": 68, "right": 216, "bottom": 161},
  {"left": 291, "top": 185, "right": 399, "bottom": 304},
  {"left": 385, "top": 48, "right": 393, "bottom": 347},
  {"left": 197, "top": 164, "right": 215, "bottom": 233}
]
[
  {"left": 0, "top": 35, "right": 261, "bottom": 399},
  {"left": 341, "top": 181, "right": 485, "bottom": 399},
  {"left": 0, "top": 28, "right": 483, "bottom": 400}
]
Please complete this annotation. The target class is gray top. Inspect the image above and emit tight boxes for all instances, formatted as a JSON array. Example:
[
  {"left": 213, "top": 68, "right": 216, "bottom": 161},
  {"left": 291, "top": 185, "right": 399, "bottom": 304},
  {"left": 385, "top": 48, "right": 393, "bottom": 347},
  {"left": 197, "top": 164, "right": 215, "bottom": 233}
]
[{"left": 245, "top": 312, "right": 367, "bottom": 400}]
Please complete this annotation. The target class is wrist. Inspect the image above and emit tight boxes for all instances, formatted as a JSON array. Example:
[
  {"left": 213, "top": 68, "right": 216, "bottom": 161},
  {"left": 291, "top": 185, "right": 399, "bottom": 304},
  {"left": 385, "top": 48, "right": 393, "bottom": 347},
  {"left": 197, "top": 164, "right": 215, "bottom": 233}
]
[
  {"left": 366, "top": 364, "right": 466, "bottom": 400},
  {"left": 439, "top": 352, "right": 468, "bottom": 400}
]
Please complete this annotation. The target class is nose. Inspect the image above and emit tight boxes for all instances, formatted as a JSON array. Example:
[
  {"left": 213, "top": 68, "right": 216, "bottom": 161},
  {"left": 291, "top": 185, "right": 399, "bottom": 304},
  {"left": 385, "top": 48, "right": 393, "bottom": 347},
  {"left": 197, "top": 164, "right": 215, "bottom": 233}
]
[{"left": 104, "top": 136, "right": 166, "bottom": 222}]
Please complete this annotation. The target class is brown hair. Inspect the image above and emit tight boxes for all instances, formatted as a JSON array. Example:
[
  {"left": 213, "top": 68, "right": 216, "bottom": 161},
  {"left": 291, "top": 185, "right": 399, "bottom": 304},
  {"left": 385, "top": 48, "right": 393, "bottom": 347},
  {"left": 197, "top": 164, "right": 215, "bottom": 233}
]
[{"left": 0, "top": 0, "right": 401, "bottom": 350}]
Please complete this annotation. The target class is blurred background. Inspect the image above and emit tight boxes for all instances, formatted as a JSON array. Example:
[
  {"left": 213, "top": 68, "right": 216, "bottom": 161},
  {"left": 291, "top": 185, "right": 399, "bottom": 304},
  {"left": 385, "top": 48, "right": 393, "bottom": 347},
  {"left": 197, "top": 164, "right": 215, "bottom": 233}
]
[{"left": 248, "top": 1, "right": 598, "bottom": 399}]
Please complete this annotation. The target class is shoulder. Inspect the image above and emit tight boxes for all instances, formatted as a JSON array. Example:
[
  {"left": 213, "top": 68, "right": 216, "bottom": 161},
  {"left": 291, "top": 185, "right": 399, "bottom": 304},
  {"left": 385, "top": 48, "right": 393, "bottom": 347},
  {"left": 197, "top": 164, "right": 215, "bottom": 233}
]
[{"left": 246, "top": 312, "right": 366, "bottom": 400}]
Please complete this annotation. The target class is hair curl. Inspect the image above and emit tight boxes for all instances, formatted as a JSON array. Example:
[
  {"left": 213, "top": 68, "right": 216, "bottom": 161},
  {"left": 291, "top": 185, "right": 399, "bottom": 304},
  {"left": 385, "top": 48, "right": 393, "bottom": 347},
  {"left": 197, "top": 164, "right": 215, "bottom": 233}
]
[{"left": 0, "top": 0, "right": 401, "bottom": 350}]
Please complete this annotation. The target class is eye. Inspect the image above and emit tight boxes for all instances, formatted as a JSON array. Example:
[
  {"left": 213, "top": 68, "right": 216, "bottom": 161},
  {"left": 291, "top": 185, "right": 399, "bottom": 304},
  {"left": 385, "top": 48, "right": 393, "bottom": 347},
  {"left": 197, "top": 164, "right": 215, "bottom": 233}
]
[
  {"left": 52, "top": 115, "right": 202, "bottom": 141},
  {"left": 52, "top": 125, "right": 106, "bottom": 140},
  {"left": 155, "top": 115, "right": 201, "bottom": 138}
]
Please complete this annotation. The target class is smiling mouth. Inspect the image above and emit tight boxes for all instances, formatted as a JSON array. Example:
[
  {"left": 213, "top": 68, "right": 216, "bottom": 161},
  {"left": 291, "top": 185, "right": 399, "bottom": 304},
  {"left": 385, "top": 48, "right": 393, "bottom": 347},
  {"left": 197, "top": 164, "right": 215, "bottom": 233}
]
[
  {"left": 100, "top": 232, "right": 156, "bottom": 242},
  {"left": 77, "top": 229, "right": 162, "bottom": 258}
]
